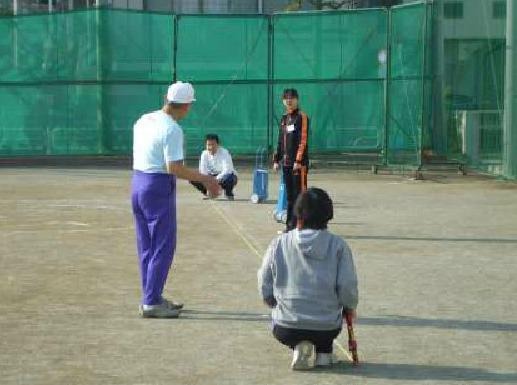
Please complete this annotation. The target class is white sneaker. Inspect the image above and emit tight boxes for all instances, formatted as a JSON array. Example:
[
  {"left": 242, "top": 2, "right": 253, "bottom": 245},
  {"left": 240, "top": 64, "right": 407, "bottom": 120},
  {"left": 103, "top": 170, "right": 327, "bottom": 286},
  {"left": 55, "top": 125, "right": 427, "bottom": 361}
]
[
  {"left": 291, "top": 341, "right": 313, "bottom": 370},
  {"left": 139, "top": 302, "right": 180, "bottom": 318},
  {"left": 314, "top": 353, "right": 333, "bottom": 367}
]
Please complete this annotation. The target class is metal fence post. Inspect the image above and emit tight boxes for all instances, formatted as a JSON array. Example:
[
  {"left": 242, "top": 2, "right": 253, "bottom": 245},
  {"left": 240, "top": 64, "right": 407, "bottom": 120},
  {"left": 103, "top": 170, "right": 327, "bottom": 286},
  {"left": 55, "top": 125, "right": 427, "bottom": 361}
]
[
  {"left": 384, "top": 6, "right": 392, "bottom": 166},
  {"left": 504, "top": 0, "right": 517, "bottom": 178},
  {"left": 418, "top": 0, "right": 430, "bottom": 171},
  {"left": 268, "top": 14, "right": 274, "bottom": 156},
  {"left": 173, "top": 14, "right": 178, "bottom": 82}
]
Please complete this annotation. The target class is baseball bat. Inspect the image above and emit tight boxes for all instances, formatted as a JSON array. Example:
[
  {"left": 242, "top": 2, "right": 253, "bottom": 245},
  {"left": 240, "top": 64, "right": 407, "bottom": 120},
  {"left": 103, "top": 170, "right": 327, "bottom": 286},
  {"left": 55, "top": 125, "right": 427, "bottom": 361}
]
[{"left": 344, "top": 310, "right": 359, "bottom": 365}]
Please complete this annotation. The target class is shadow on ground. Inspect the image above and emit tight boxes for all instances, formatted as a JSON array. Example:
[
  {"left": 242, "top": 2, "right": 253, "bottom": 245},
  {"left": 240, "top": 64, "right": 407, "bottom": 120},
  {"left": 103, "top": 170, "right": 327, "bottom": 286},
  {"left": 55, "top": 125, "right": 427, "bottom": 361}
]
[
  {"left": 358, "top": 315, "right": 517, "bottom": 332},
  {"left": 163, "top": 309, "right": 517, "bottom": 332},
  {"left": 178, "top": 309, "right": 271, "bottom": 322},
  {"left": 315, "top": 362, "right": 517, "bottom": 382},
  {"left": 343, "top": 235, "right": 517, "bottom": 244}
]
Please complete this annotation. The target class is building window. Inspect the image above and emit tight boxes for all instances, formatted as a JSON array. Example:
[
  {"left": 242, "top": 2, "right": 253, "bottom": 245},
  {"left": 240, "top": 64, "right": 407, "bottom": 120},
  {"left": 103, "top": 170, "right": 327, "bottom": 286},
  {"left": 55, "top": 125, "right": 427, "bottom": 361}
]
[
  {"left": 443, "top": 1, "right": 463, "bottom": 19},
  {"left": 493, "top": 1, "right": 506, "bottom": 19}
]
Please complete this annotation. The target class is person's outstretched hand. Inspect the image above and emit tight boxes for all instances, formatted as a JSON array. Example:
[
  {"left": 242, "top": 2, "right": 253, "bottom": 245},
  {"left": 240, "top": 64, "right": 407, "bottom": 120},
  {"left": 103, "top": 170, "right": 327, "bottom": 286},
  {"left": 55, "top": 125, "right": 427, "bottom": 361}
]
[
  {"left": 264, "top": 296, "right": 277, "bottom": 308},
  {"left": 204, "top": 176, "right": 221, "bottom": 198},
  {"left": 343, "top": 308, "right": 357, "bottom": 321}
]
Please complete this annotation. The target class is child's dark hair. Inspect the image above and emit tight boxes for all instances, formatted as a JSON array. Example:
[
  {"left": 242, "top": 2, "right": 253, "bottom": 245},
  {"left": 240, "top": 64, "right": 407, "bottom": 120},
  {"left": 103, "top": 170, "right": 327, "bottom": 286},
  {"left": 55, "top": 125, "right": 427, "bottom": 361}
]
[
  {"left": 282, "top": 88, "right": 299, "bottom": 99},
  {"left": 294, "top": 188, "right": 333, "bottom": 230},
  {"left": 205, "top": 133, "right": 219, "bottom": 143}
]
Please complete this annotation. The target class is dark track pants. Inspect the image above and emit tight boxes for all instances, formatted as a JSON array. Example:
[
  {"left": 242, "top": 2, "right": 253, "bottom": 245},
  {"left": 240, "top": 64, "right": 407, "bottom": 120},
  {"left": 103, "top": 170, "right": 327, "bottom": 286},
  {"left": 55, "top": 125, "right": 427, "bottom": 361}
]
[
  {"left": 273, "top": 324, "right": 341, "bottom": 353},
  {"left": 283, "top": 165, "right": 308, "bottom": 231},
  {"left": 191, "top": 173, "right": 238, "bottom": 197}
]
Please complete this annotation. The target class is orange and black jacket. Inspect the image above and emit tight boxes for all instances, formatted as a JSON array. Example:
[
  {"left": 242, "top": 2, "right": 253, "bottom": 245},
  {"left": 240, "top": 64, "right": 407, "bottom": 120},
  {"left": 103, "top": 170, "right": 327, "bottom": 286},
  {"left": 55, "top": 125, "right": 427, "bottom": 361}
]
[{"left": 273, "top": 109, "right": 309, "bottom": 168}]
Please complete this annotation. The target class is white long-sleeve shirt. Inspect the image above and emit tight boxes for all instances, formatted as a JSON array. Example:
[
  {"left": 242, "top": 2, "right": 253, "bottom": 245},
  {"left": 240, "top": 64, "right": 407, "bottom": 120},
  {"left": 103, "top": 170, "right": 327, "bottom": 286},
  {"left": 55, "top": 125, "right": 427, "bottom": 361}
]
[{"left": 199, "top": 147, "right": 237, "bottom": 181}]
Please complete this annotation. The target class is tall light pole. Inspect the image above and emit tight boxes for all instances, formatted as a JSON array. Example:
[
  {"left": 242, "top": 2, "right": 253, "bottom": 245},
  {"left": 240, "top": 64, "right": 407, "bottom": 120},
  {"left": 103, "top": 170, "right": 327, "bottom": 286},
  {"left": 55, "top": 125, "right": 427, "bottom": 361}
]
[
  {"left": 95, "top": 0, "right": 106, "bottom": 153},
  {"left": 12, "top": 0, "right": 18, "bottom": 68},
  {"left": 504, "top": 0, "right": 517, "bottom": 178}
]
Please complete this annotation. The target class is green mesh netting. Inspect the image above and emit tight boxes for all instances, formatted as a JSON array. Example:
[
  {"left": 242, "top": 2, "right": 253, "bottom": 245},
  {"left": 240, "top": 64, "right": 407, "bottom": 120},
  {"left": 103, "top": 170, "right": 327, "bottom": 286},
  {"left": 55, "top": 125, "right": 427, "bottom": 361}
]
[
  {"left": 176, "top": 15, "right": 269, "bottom": 155},
  {"left": 0, "top": 85, "right": 101, "bottom": 155},
  {"left": 387, "top": 2, "right": 429, "bottom": 165},
  {"left": 0, "top": 11, "right": 103, "bottom": 82},
  {"left": 101, "top": 10, "right": 174, "bottom": 81},
  {"left": 272, "top": 81, "right": 385, "bottom": 153},
  {"left": 443, "top": 38, "right": 505, "bottom": 165},
  {"left": 433, "top": 0, "right": 509, "bottom": 175},
  {"left": 176, "top": 15, "right": 268, "bottom": 81},
  {"left": 273, "top": 9, "right": 388, "bottom": 157},
  {"left": 0, "top": 10, "right": 173, "bottom": 156},
  {"left": 181, "top": 83, "right": 269, "bottom": 156},
  {"left": 0, "top": 5, "right": 432, "bottom": 162},
  {"left": 273, "top": 10, "right": 388, "bottom": 80}
]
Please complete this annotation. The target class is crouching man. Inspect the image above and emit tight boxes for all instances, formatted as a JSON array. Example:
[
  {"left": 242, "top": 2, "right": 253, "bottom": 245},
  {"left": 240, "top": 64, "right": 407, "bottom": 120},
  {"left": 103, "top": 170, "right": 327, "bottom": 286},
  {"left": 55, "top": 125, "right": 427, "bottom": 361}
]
[{"left": 191, "top": 134, "right": 238, "bottom": 200}]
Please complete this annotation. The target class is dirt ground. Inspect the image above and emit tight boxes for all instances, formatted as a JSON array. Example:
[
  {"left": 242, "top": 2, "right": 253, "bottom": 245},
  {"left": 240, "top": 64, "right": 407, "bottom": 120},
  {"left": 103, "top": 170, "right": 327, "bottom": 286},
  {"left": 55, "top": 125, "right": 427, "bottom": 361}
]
[{"left": 1, "top": 167, "right": 516, "bottom": 385}]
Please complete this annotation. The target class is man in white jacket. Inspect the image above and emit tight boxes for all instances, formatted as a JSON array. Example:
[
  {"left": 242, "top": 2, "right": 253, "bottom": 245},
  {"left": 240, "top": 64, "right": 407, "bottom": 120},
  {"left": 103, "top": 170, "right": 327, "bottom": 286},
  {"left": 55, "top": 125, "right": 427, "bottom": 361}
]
[
  {"left": 258, "top": 188, "right": 358, "bottom": 370},
  {"left": 191, "top": 134, "right": 238, "bottom": 200}
]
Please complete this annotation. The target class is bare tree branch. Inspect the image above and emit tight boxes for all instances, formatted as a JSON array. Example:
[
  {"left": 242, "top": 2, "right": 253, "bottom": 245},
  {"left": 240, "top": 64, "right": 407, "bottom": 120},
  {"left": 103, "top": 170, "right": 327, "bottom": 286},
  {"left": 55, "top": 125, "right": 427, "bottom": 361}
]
[
  {"left": 284, "top": 0, "right": 303, "bottom": 11},
  {"left": 285, "top": 0, "right": 401, "bottom": 12}
]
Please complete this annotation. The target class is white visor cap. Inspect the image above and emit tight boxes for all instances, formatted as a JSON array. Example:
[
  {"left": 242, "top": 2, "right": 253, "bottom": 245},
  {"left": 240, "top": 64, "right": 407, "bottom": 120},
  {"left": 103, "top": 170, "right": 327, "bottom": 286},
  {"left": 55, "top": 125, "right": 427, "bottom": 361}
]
[{"left": 166, "top": 81, "right": 196, "bottom": 104}]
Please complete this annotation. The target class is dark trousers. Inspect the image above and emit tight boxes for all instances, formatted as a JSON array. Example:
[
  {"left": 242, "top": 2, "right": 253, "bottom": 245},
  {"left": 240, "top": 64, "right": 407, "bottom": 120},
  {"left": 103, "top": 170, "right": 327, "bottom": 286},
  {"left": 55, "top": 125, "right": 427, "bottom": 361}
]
[
  {"left": 273, "top": 324, "right": 341, "bottom": 354},
  {"left": 191, "top": 173, "right": 238, "bottom": 197},
  {"left": 283, "top": 165, "right": 308, "bottom": 230}
]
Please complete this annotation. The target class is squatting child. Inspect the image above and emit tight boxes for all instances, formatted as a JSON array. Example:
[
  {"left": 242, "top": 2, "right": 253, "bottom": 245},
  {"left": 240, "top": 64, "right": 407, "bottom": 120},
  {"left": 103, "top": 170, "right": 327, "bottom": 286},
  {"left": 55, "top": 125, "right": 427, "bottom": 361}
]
[{"left": 257, "top": 188, "right": 358, "bottom": 370}]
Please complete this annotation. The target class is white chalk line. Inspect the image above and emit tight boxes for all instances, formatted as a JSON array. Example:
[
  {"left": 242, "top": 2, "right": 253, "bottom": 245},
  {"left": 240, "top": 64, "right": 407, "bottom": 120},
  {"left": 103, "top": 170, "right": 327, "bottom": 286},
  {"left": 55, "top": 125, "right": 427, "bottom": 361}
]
[
  {"left": 209, "top": 200, "right": 262, "bottom": 258},
  {"left": 2, "top": 200, "right": 127, "bottom": 211},
  {"left": 208, "top": 199, "right": 353, "bottom": 363},
  {"left": 3, "top": 226, "right": 133, "bottom": 235},
  {"left": 333, "top": 340, "right": 354, "bottom": 363}
]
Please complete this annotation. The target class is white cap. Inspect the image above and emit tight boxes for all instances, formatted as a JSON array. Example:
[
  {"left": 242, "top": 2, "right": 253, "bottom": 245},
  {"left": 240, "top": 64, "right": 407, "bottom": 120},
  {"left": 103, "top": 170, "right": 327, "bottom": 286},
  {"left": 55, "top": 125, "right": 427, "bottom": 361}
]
[{"left": 166, "top": 81, "right": 196, "bottom": 104}]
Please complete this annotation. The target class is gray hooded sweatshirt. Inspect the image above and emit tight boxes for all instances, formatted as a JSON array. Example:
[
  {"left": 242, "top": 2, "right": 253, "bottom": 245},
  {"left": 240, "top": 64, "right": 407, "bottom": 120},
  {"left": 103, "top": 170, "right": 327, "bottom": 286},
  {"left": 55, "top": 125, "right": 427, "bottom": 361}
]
[{"left": 258, "top": 229, "right": 358, "bottom": 330}]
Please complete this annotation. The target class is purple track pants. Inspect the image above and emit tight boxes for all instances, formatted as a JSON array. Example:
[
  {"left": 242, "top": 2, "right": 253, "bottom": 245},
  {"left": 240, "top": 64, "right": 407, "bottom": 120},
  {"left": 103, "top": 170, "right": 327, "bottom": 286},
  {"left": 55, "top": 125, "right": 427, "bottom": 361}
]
[{"left": 131, "top": 171, "right": 177, "bottom": 305}]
